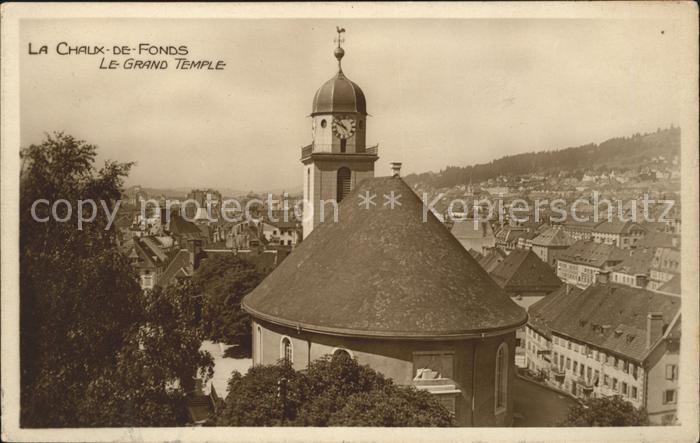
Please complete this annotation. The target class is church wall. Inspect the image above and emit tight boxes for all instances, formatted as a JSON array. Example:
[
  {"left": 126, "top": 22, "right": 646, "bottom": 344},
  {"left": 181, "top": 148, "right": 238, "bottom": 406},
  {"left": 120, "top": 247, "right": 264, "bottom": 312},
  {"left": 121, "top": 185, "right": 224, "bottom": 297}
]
[{"left": 252, "top": 318, "right": 516, "bottom": 426}]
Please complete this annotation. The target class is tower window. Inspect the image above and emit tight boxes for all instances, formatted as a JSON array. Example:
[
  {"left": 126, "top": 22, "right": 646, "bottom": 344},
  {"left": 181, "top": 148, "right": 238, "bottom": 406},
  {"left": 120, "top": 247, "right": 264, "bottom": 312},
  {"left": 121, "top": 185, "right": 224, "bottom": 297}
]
[
  {"left": 340, "top": 138, "right": 347, "bottom": 153},
  {"left": 320, "top": 119, "right": 327, "bottom": 128},
  {"left": 336, "top": 167, "right": 351, "bottom": 202},
  {"left": 495, "top": 343, "right": 508, "bottom": 413},
  {"left": 358, "top": 120, "right": 363, "bottom": 129}
]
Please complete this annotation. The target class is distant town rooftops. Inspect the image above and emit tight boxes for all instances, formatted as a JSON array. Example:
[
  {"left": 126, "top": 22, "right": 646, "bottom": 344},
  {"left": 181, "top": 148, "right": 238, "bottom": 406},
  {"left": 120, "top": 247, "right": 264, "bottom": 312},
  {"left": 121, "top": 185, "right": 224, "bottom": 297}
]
[
  {"left": 593, "top": 220, "right": 646, "bottom": 235},
  {"left": 557, "top": 240, "right": 628, "bottom": 267},
  {"left": 531, "top": 226, "right": 573, "bottom": 247}
]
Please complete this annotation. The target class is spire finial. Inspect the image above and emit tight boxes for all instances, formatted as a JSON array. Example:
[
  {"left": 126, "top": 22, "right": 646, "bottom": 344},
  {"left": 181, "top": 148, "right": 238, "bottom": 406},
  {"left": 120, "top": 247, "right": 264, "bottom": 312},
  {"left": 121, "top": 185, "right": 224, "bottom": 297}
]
[{"left": 334, "top": 26, "right": 346, "bottom": 72}]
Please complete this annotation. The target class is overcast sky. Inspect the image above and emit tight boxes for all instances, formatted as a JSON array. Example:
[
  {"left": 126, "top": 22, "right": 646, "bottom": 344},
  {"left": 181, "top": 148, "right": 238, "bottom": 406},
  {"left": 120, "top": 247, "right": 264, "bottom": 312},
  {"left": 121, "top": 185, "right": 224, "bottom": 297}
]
[{"left": 20, "top": 18, "right": 683, "bottom": 192}]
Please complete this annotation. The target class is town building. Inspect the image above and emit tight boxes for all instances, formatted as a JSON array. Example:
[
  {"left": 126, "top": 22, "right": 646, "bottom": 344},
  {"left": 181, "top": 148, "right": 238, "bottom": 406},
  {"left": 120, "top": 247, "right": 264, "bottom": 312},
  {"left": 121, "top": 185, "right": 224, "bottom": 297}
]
[
  {"left": 242, "top": 36, "right": 527, "bottom": 426},
  {"left": 526, "top": 276, "right": 681, "bottom": 425},
  {"left": 648, "top": 247, "right": 681, "bottom": 291},
  {"left": 489, "top": 249, "right": 562, "bottom": 305},
  {"left": 125, "top": 236, "right": 173, "bottom": 289},
  {"left": 611, "top": 249, "right": 655, "bottom": 288},
  {"left": 478, "top": 248, "right": 507, "bottom": 273},
  {"left": 259, "top": 219, "right": 301, "bottom": 247},
  {"left": 449, "top": 219, "right": 496, "bottom": 255},
  {"left": 591, "top": 220, "right": 647, "bottom": 249},
  {"left": 556, "top": 240, "right": 628, "bottom": 288},
  {"left": 531, "top": 225, "right": 573, "bottom": 267},
  {"left": 494, "top": 226, "right": 528, "bottom": 252},
  {"left": 562, "top": 220, "right": 601, "bottom": 242},
  {"left": 487, "top": 249, "right": 561, "bottom": 368},
  {"left": 185, "top": 188, "right": 222, "bottom": 221}
]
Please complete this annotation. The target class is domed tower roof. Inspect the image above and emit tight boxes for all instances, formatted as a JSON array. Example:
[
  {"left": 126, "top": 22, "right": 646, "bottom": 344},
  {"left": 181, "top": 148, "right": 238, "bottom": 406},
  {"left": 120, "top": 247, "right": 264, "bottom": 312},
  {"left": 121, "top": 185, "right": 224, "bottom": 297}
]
[
  {"left": 242, "top": 177, "right": 528, "bottom": 339},
  {"left": 311, "top": 34, "right": 367, "bottom": 116}
]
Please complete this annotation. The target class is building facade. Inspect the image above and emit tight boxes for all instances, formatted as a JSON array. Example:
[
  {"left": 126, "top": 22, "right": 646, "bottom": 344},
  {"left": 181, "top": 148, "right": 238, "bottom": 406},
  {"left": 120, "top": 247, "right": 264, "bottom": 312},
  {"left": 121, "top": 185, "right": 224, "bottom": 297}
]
[{"left": 526, "top": 280, "right": 681, "bottom": 424}]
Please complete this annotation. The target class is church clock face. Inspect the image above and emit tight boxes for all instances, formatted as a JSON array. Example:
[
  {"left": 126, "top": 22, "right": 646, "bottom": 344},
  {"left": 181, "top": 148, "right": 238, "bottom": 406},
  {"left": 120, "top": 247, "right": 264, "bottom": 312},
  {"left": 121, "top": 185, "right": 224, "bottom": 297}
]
[{"left": 332, "top": 116, "right": 356, "bottom": 139}]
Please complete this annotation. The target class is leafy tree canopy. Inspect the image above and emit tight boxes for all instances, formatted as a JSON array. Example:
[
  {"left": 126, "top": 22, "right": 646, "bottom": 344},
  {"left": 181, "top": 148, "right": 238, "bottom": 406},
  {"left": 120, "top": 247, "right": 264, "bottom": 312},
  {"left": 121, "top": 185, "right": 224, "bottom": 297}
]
[
  {"left": 192, "top": 253, "right": 265, "bottom": 356},
  {"left": 215, "top": 353, "right": 455, "bottom": 427},
  {"left": 558, "top": 395, "right": 649, "bottom": 427},
  {"left": 20, "top": 133, "right": 212, "bottom": 426}
]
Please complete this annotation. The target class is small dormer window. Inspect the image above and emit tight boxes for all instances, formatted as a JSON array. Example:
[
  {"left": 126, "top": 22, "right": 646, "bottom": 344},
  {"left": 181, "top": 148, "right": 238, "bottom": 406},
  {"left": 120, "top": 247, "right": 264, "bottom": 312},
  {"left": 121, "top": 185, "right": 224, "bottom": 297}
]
[{"left": 320, "top": 119, "right": 327, "bottom": 128}]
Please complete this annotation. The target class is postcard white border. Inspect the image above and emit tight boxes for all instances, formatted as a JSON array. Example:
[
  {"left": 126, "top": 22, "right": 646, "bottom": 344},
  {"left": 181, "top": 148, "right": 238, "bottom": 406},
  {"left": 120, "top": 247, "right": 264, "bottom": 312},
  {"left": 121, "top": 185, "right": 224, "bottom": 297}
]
[{"left": 2, "top": 2, "right": 698, "bottom": 442}]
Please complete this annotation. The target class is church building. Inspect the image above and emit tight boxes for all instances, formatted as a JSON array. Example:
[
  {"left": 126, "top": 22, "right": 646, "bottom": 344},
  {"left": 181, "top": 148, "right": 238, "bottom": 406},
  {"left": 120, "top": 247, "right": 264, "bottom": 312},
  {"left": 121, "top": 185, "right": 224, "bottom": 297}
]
[{"left": 242, "top": 31, "right": 527, "bottom": 426}]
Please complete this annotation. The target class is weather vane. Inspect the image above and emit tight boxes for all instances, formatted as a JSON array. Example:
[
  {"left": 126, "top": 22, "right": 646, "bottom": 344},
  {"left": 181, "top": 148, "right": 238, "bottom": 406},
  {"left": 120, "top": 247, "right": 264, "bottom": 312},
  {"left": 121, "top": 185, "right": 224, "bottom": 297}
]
[
  {"left": 334, "top": 27, "right": 346, "bottom": 72},
  {"left": 335, "top": 26, "right": 346, "bottom": 48}
]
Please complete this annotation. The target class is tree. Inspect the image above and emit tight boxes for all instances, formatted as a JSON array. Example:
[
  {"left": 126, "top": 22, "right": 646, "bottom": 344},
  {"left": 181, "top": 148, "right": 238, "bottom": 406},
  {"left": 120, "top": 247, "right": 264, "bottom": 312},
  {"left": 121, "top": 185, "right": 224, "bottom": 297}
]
[
  {"left": 215, "top": 353, "right": 455, "bottom": 427},
  {"left": 558, "top": 395, "right": 649, "bottom": 426},
  {"left": 77, "top": 282, "right": 214, "bottom": 426},
  {"left": 192, "top": 253, "right": 265, "bottom": 356},
  {"left": 20, "top": 133, "right": 212, "bottom": 426}
]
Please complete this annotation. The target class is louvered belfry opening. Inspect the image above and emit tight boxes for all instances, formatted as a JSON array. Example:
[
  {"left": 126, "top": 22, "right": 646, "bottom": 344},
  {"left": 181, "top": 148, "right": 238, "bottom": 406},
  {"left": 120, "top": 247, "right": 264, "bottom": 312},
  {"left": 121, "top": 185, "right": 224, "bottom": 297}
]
[{"left": 337, "top": 167, "right": 352, "bottom": 202}]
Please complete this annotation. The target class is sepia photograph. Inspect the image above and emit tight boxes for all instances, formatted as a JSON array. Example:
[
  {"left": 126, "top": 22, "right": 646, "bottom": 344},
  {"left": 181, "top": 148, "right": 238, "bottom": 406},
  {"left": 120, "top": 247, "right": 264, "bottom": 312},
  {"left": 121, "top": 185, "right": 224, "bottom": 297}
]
[{"left": 1, "top": 2, "right": 698, "bottom": 442}]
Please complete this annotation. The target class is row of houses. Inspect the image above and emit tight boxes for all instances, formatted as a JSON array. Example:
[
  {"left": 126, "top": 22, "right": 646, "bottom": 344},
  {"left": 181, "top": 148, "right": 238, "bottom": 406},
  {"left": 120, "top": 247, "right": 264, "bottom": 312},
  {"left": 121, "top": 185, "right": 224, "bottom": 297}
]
[
  {"left": 448, "top": 213, "right": 681, "bottom": 425},
  {"left": 120, "top": 213, "right": 299, "bottom": 290},
  {"left": 525, "top": 274, "right": 680, "bottom": 425}
]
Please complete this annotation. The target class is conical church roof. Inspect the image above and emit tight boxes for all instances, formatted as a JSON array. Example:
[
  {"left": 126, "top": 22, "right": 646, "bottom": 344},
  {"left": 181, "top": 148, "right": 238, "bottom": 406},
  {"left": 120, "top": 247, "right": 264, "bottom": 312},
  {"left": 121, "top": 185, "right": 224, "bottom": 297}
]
[{"left": 242, "top": 176, "right": 527, "bottom": 338}]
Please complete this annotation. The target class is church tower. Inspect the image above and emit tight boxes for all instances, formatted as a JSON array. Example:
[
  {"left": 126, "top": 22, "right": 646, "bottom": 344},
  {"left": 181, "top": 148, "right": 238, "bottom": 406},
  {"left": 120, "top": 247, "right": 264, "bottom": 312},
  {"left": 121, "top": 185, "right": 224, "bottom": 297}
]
[{"left": 301, "top": 28, "right": 378, "bottom": 239}]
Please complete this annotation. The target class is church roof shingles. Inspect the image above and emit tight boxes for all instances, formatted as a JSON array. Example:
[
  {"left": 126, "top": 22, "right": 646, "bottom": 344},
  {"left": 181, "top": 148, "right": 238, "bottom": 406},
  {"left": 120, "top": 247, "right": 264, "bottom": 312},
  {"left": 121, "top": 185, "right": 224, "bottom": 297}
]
[{"left": 242, "top": 177, "right": 527, "bottom": 338}]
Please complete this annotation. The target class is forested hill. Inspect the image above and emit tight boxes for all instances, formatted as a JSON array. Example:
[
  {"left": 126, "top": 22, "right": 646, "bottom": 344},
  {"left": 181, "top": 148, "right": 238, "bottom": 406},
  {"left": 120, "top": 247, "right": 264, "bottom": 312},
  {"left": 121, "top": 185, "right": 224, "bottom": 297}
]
[{"left": 403, "top": 126, "right": 680, "bottom": 189}]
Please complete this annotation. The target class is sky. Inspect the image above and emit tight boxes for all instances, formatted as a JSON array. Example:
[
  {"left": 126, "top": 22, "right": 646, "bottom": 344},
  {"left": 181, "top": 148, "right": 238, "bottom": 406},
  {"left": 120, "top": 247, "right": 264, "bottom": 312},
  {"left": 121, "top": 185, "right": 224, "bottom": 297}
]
[{"left": 20, "top": 18, "right": 684, "bottom": 192}]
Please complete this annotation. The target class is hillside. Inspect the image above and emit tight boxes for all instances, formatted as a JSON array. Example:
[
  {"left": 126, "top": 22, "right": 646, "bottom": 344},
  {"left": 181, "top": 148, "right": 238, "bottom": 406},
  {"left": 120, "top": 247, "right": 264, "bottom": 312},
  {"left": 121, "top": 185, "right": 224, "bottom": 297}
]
[{"left": 403, "top": 127, "right": 680, "bottom": 189}]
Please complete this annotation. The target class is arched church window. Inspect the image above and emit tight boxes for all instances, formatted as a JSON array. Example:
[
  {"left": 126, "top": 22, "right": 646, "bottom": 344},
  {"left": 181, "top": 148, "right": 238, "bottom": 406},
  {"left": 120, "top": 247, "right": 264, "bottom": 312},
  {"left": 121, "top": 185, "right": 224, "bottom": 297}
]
[
  {"left": 336, "top": 167, "right": 351, "bottom": 202},
  {"left": 495, "top": 343, "right": 508, "bottom": 413},
  {"left": 320, "top": 119, "right": 327, "bottom": 128},
  {"left": 256, "top": 325, "right": 263, "bottom": 365},
  {"left": 332, "top": 348, "right": 352, "bottom": 361},
  {"left": 281, "top": 336, "right": 293, "bottom": 363}
]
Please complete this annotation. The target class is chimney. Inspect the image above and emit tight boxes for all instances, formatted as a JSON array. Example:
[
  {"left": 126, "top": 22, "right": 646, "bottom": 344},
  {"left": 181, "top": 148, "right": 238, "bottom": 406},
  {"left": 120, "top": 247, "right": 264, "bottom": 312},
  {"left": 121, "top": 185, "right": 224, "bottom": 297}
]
[
  {"left": 390, "top": 162, "right": 402, "bottom": 177},
  {"left": 646, "top": 312, "right": 664, "bottom": 348},
  {"left": 596, "top": 270, "right": 610, "bottom": 285},
  {"left": 187, "top": 237, "right": 203, "bottom": 270},
  {"left": 636, "top": 274, "right": 649, "bottom": 289}
]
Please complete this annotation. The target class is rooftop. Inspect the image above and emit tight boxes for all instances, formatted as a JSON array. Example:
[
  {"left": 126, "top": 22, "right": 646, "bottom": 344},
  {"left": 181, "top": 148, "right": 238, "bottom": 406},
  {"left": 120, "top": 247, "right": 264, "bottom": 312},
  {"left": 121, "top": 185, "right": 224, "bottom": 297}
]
[
  {"left": 450, "top": 219, "right": 494, "bottom": 240},
  {"left": 557, "top": 240, "right": 628, "bottom": 268},
  {"left": 612, "top": 248, "right": 655, "bottom": 276},
  {"left": 593, "top": 220, "right": 646, "bottom": 235},
  {"left": 243, "top": 177, "right": 527, "bottom": 338},
  {"left": 528, "top": 283, "right": 680, "bottom": 362},
  {"left": 489, "top": 249, "right": 562, "bottom": 293},
  {"left": 531, "top": 226, "right": 573, "bottom": 248}
]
